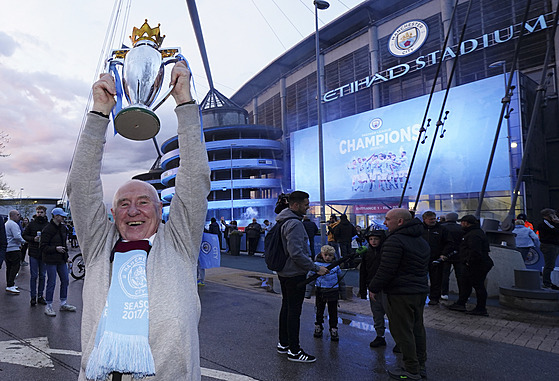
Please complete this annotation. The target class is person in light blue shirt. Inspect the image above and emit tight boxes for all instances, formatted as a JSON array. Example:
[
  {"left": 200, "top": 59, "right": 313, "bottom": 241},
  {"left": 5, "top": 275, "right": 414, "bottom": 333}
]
[{"left": 513, "top": 219, "right": 540, "bottom": 261}]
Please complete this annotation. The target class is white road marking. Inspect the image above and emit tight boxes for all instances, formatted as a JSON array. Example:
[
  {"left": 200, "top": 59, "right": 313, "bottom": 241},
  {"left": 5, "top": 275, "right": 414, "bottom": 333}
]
[
  {"left": 0, "top": 337, "right": 55, "bottom": 368},
  {"left": 0, "top": 337, "right": 257, "bottom": 380},
  {"left": 201, "top": 367, "right": 259, "bottom": 381},
  {"left": 49, "top": 348, "right": 82, "bottom": 356}
]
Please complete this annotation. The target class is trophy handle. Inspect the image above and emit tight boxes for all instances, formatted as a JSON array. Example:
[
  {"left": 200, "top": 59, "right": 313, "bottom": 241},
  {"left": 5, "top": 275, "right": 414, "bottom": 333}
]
[
  {"left": 151, "top": 55, "right": 185, "bottom": 111},
  {"left": 152, "top": 84, "right": 175, "bottom": 111}
]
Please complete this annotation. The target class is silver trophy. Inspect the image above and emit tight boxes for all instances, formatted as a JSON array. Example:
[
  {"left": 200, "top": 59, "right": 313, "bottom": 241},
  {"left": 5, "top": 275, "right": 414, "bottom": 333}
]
[{"left": 109, "top": 20, "right": 182, "bottom": 141}]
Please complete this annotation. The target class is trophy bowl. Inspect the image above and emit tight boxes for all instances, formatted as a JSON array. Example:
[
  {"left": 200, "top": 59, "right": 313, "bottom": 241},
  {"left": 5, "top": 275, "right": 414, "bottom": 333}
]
[{"left": 109, "top": 20, "right": 181, "bottom": 141}]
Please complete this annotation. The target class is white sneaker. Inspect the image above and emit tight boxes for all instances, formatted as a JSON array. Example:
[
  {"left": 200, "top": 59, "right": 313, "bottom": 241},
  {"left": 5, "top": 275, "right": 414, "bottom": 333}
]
[
  {"left": 60, "top": 304, "right": 77, "bottom": 312},
  {"left": 45, "top": 306, "right": 56, "bottom": 317},
  {"left": 441, "top": 295, "right": 449, "bottom": 300},
  {"left": 5, "top": 286, "right": 20, "bottom": 294}
]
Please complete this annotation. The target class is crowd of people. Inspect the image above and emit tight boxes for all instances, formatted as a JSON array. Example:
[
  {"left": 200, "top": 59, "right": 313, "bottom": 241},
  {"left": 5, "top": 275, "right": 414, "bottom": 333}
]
[
  {"left": 270, "top": 194, "right": 559, "bottom": 380},
  {"left": 0, "top": 206, "right": 78, "bottom": 316},
  {"left": 2, "top": 60, "right": 558, "bottom": 380}
]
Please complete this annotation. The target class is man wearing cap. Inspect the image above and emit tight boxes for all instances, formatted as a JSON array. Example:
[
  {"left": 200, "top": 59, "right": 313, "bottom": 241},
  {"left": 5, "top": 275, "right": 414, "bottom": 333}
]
[
  {"left": 40, "top": 207, "right": 76, "bottom": 316},
  {"left": 448, "top": 215, "right": 494, "bottom": 316},
  {"left": 4, "top": 210, "right": 26, "bottom": 294}
]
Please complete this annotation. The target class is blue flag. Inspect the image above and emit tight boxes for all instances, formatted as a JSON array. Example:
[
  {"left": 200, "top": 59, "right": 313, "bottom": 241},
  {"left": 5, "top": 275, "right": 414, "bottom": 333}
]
[{"left": 199, "top": 233, "right": 221, "bottom": 269}]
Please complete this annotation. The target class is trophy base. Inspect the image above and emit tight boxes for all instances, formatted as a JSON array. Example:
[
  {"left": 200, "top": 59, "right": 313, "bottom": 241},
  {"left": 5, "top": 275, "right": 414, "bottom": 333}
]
[{"left": 114, "top": 107, "right": 160, "bottom": 141}]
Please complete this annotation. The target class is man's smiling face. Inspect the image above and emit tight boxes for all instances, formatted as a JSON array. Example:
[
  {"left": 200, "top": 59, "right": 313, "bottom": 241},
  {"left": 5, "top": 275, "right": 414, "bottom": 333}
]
[{"left": 112, "top": 180, "right": 162, "bottom": 241}]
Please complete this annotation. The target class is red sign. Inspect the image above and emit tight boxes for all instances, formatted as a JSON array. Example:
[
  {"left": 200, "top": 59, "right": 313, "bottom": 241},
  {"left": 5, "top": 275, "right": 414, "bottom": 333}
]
[{"left": 354, "top": 204, "right": 398, "bottom": 214}]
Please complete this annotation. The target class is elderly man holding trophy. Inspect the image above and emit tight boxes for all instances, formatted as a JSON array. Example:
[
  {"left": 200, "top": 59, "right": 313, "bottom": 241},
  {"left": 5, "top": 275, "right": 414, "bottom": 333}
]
[{"left": 68, "top": 20, "right": 210, "bottom": 381}]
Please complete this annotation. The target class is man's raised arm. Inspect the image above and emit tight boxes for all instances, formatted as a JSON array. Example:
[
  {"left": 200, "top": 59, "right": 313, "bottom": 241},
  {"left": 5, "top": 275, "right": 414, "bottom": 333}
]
[
  {"left": 166, "top": 62, "right": 211, "bottom": 261},
  {"left": 66, "top": 74, "right": 117, "bottom": 260}
]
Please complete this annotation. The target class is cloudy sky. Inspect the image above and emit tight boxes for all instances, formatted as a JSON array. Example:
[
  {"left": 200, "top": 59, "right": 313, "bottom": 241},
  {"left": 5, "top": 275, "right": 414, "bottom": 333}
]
[{"left": 0, "top": 0, "right": 362, "bottom": 205}]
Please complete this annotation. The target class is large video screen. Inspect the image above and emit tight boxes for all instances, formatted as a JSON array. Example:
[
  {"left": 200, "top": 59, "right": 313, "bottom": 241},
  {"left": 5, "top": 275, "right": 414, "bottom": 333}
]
[{"left": 291, "top": 75, "right": 515, "bottom": 202}]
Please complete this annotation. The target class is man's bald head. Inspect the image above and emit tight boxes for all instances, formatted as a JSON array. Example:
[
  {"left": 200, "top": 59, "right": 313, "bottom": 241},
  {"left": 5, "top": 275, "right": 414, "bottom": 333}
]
[
  {"left": 384, "top": 208, "right": 412, "bottom": 232},
  {"left": 113, "top": 180, "right": 160, "bottom": 211},
  {"left": 9, "top": 210, "right": 21, "bottom": 221},
  {"left": 111, "top": 180, "right": 163, "bottom": 241}
]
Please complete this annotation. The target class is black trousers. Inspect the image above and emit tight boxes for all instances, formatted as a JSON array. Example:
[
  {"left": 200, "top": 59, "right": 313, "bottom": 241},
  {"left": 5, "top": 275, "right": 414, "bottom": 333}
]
[
  {"left": 247, "top": 237, "right": 259, "bottom": 255},
  {"left": 5, "top": 250, "right": 21, "bottom": 287},
  {"left": 456, "top": 263, "right": 492, "bottom": 310},
  {"left": 278, "top": 274, "right": 307, "bottom": 353},
  {"left": 315, "top": 288, "right": 338, "bottom": 329},
  {"left": 428, "top": 262, "right": 443, "bottom": 301}
]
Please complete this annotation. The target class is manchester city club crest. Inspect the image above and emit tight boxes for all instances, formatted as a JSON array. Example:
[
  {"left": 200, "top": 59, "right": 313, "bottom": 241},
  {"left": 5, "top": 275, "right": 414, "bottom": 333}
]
[
  {"left": 119, "top": 253, "right": 148, "bottom": 299},
  {"left": 369, "top": 118, "right": 383, "bottom": 130},
  {"left": 388, "top": 20, "right": 428, "bottom": 57}
]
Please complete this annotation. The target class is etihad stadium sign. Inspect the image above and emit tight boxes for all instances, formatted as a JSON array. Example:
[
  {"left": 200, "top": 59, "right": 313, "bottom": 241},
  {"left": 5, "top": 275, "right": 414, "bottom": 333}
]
[{"left": 323, "top": 13, "right": 553, "bottom": 103}]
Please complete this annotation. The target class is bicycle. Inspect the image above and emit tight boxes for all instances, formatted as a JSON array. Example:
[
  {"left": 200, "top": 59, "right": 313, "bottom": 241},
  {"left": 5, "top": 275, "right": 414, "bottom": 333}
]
[{"left": 69, "top": 252, "right": 85, "bottom": 280}]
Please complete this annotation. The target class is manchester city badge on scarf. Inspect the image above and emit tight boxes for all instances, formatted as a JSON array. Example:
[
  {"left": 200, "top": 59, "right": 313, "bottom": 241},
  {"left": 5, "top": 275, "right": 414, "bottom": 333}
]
[{"left": 86, "top": 240, "right": 155, "bottom": 380}]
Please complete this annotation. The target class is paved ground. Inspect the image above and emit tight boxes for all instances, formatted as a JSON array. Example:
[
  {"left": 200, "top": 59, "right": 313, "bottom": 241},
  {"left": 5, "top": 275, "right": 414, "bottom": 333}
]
[
  {"left": 1, "top": 248, "right": 558, "bottom": 380},
  {"left": 208, "top": 253, "right": 559, "bottom": 355}
]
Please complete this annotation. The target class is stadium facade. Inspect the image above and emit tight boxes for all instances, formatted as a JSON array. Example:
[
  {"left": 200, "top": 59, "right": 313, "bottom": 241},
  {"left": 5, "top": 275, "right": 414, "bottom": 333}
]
[{"left": 226, "top": 0, "right": 559, "bottom": 227}]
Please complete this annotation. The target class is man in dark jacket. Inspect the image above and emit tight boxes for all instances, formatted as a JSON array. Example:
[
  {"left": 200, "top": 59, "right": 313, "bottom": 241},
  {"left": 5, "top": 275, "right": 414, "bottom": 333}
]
[
  {"left": 245, "top": 218, "right": 262, "bottom": 256},
  {"left": 40, "top": 208, "right": 76, "bottom": 317},
  {"left": 448, "top": 215, "right": 494, "bottom": 316},
  {"left": 537, "top": 208, "right": 559, "bottom": 289},
  {"left": 22, "top": 205, "right": 49, "bottom": 306},
  {"left": 276, "top": 191, "right": 327, "bottom": 363},
  {"left": 302, "top": 216, "right": 319, "bottom": 260},
  {"left": 421, "top": 211, "right": 453, "bottom": 305},
  {"left": 440, "top": 212, "right": 463, "bottom": 299},
  {"left": 359, "top": 230, "right": 388, "bottom": 348},
  {"left": 333, "top": 214, "right": 357, "bottom": 266},
  {"left": 369, "top": 208, "right": 430, "bottom": 380},
  {"left": 208, "top": 217, "right": 222, "bottom": 251}
]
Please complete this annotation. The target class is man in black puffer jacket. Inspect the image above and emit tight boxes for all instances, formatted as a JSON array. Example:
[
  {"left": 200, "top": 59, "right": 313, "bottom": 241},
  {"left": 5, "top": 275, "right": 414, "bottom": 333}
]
[
  {"left": 369, "top": 208, "right": 430, "bottom": 380},
  {"left": 448, "top": 215, "right": 494, "bottom": 316},
  {"left": 40, "top": 208, "right": 76, "bottom": 317},
  {"left": 22, "top": 205, "right": 50, "bottom": 306}
]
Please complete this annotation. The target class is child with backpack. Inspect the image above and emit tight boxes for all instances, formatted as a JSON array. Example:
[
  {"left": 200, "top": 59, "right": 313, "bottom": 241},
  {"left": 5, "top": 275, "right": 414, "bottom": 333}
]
[{"left": 310, "top": 245, "right": 342, "bottom": 341}]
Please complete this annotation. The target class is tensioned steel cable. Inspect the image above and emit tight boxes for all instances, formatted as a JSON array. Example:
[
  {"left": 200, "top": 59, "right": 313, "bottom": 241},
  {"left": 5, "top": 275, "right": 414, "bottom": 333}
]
[
  {"left": 61, "top": 0, "right": 131, "bottom": 202},
  {"left": 250, "top": 0, "right": 287, "bottom": 49},
  {"left": 398, "top": 0, "right": 460, "bottom": 208},
  {"left": 474, "top": 0, "right": 534, "bottom": 218},
  {"left": 271, "top": 0, "right": 305, "bottom": 38},
  {"left": 501, "top": 2, "right": 559, "bottom": 230},
  {"left": 412, "top": 0, "right": 475, "bottom": 212}
]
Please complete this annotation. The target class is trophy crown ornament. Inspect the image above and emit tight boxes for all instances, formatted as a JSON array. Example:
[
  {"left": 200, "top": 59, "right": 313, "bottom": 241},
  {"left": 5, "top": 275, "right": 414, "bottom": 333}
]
[
  {"left": 108, "top": 20, "right": 183, "bottom": 141},
  {"left": 130, "top": 19, "right": 165, "bottom": 48}
]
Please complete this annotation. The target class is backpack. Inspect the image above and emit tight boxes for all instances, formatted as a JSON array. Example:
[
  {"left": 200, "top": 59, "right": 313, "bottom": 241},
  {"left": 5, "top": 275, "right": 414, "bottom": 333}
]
[{"left": 264, "top": 217, "right": 298, "bottom": 271}]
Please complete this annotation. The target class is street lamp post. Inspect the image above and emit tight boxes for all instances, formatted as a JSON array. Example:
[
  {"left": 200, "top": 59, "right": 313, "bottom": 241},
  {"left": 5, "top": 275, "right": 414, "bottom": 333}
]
[{"left": 314, "top": 0, "right": 329, "bottom": 245}]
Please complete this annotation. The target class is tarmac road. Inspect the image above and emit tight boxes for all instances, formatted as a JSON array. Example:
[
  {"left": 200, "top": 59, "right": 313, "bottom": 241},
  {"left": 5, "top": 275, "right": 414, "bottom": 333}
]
[{"left": 0, "top": 250, "right": 558, "bottom": 380}]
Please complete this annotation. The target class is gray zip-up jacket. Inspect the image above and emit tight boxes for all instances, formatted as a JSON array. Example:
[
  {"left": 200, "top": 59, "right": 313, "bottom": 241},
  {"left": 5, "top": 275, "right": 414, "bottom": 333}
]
[
  {"left": 276, "top": 208, "right": 320, "bottom": 277},
  {"left": 67, "top": 104, "right": 210, "bottom": 381}
]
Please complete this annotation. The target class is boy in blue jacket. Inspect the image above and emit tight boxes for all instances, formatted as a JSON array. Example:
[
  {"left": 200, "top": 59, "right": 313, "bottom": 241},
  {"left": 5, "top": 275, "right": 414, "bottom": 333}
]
[{"left": 310, "top": 245, "right": 342, "bottom": 341}]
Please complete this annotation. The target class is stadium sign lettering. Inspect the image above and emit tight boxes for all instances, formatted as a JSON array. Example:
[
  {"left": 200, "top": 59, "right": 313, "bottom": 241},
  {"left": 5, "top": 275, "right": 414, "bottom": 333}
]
[{"left": 323, "top": 13, "right": 551, "bottom": 103}]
